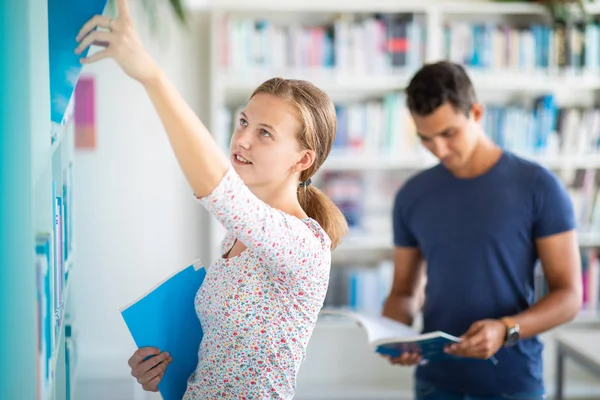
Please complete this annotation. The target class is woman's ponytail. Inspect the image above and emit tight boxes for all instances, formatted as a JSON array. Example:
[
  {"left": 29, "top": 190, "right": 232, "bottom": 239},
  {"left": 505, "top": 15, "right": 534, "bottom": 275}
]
[{"left": 298, "top": 184, "right": 348, "bottom": 250}]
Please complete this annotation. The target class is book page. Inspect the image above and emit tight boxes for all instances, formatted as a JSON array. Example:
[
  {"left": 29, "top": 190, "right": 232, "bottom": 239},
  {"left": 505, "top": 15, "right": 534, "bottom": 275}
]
[{"left": 320, "top": 309, "right": 419, "bottom": 344}]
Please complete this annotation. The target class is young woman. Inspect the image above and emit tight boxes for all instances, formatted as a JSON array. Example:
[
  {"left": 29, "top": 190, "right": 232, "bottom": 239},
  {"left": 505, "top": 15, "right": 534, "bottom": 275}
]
[{"left": 75, "top": 0, "right": 348, "bottom": 398}]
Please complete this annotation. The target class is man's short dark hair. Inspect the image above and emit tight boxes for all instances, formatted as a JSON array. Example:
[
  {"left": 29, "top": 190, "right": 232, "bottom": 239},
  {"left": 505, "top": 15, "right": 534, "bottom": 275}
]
[{"left": 406, "top": 60, "right": 477, "bottom": 117}]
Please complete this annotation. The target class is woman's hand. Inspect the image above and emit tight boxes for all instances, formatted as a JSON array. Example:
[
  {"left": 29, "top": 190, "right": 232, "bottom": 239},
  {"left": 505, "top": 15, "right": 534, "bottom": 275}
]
[
  {"left": 128, "top": 347, "right": 172, "bottom": 392},
  {"left": 74, "top": 0, "right": 160, "bottom": 85}
]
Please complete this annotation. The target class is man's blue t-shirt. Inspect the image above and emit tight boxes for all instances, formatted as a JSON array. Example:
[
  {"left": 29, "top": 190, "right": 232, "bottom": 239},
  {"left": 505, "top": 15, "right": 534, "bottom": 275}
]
[{"left": 392, "top": 151, "right": 576, "bottom": 396}]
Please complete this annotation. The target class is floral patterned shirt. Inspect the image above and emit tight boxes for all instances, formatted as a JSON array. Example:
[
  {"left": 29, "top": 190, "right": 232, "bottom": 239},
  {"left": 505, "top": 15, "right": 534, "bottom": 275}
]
[{"left": 182, "top": 166, "right": 331, "bottom": 399}]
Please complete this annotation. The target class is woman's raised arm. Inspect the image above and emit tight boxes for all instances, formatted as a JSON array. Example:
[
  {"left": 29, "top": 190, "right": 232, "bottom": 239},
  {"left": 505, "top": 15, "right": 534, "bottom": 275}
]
[{"left": 75, "top": 0, "right": 229, "bottom": 198}]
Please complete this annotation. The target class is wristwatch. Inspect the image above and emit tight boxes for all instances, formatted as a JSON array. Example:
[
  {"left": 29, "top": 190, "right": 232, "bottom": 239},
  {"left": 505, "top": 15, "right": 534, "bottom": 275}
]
[{"left": 500, "top": 317, "right": 520, "bottom": 347}]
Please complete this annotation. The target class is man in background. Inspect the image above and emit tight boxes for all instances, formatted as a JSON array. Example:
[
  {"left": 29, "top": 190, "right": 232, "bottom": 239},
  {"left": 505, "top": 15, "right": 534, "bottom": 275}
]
[{"left": 382, "top": 60, "right": 582, "bottom": 399}]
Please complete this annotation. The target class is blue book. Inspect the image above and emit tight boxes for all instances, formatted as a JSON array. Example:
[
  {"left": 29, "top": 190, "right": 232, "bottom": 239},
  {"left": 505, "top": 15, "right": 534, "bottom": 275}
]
[
  {"left": 48, "top": 0, "right": 109, "bottom": 136},
  {"left": 120, "top": 260, "right": 207, "bottom": 400},
  {"left": 319, "top": 308, "right": 498, "bottom": 365}
]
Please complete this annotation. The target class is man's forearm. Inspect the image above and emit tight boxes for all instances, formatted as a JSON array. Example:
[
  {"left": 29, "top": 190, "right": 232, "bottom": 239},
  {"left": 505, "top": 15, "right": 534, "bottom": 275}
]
[
  {"left": 509, "top": 287, "right": 581, "bottom": 338},
  {"left": 382, "top": 294, "right": 420, "bottom": 327}
]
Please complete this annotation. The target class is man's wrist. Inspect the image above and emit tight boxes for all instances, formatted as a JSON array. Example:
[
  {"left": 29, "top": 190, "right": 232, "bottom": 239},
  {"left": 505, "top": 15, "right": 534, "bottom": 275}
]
[{"left": 500, "top": 316, "right": 520, "bottom": 347}]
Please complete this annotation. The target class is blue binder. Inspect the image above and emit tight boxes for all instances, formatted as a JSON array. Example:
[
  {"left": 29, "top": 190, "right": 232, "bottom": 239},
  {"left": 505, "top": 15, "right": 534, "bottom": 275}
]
[{"left": 121, "top": 260, "right": 207, "bottom": 400}]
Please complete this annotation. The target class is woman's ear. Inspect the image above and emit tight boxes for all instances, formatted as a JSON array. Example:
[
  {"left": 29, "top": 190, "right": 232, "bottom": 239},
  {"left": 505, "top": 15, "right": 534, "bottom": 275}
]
[{"left": 294, "top": 150, "right": 316, "bottom": 173}]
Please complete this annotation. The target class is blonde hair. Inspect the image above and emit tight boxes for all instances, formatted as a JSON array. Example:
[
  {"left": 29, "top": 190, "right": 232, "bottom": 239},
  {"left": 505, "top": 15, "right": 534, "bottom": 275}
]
[{"left": 250, "top": 77, "right": 349, "bottom": 250}]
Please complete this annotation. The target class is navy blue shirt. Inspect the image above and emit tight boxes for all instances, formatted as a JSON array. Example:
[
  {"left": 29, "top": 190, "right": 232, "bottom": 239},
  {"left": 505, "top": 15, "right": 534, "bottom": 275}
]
[{"left": 392, "top": 151, "right": 576, "bottom": 396}]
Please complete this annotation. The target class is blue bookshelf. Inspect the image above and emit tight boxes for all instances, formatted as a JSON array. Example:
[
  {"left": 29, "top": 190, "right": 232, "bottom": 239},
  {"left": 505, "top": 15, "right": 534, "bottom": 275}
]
[{"left": 0, "top": 0, "right": 107, "bottom": 398}]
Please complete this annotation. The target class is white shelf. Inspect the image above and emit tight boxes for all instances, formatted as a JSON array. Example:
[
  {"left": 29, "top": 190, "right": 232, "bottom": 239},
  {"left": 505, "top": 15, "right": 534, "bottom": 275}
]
[
  {"left": 322, "top": 153, "right": 435, "bottom": 171},
  {"left": 197, "top": 0, "right": 600, "bottom": 16},
  {"left": 219, "top": 70, "right": 600, "bottom": 104},
  {"left": 33, "top": 123, "right": 70, "bottom": 188},
  {"left": 579, "top": 232, "right": 600, "bottom": 248},
  {"left": 196, "top": 0, "right": 553, "bottom": 14},
  {"left": 468, "top": 71, "right": 600, "bottom": 92},
  {"left": 573, "top": 308, "right": 600, "bottom": 324},
  {"left": 335, "top": 231, "right": 600, "bottom": 253},
  {"left": 219, "top": 70, "right": 412, "bottom": 104},
  {"left": 201, "top": 0, "right": 437, "bottom": 13},
  {"left": 322, "top": 152, "right": 600, "bottom": 171}
]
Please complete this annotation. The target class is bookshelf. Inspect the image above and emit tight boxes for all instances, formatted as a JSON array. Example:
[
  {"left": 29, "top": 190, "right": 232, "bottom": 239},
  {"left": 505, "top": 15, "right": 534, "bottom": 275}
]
[
  {"left": 200, "top": 0, "right": 600, "bottom": 311},
  {"left": 1, "top": 0, "right": 106, "bottom": 399}
]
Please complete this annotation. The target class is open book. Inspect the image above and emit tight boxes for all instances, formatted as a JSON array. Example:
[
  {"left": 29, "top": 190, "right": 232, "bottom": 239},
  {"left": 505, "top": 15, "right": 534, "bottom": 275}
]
[
  {"left": 120, "top": 259, "right": 207, "bottom": 400},
  {"left": 320, "top": 308, "right": 497, "bottom": 365}
]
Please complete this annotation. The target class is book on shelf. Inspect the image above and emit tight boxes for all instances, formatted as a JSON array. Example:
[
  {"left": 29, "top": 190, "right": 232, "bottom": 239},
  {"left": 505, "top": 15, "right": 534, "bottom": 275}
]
[
  {"left": 120, "top": 259, "right": 207, "bottom": 400},
  {"left": 444, "top": 20, "right": 598, "bottom": 74},
  {"left": 35, "top": 233, "right": 54, "bottom": 399},
  {"left": 220, "top": 93, "right": 600, "bottom": 166},
  {"left": 34, "top": 162, "right": 76, "bottom": 398},
  {"left": 48, "top": 0, "right": 108, "bottom": 142},
  {"left": 217, "top": 13, "right": 425, "bottom": 75},
  {"left": 319, "top": 308, "right": 498, "bottom": 365}
]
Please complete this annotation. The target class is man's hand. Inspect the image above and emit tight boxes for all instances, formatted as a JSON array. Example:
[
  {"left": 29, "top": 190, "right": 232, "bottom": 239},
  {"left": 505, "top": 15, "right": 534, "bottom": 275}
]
[
  {"left": 445, "top": 319, "right": 505, "bottom": 360},
  {"left": 384, "top": 352, "right": 423, "bottom": 366}
]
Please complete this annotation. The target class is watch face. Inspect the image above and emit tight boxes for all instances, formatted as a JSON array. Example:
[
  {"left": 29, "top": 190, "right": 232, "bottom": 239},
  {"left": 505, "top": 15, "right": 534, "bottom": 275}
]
[{"left": 506, "top": 328, "right": 519, "bottom": 347}]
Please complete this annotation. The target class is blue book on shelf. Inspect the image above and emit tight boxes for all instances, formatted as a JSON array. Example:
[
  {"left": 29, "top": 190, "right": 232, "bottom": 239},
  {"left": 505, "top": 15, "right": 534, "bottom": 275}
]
[
  {"left": 319, "top": 308, "right": 498, "bottom": 365},
  {"left": 48, "top": 0, "right": 109, "bottom": 131},
  {"left": 120, "top": 260, "right": 207, "bottom": 400}
]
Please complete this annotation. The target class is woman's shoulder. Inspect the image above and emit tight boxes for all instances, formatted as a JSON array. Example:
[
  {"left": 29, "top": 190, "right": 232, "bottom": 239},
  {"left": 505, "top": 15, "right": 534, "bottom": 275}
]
[
  {"left": 286, "top": 216, "right": 332, "bottom": 259},
  {"left": 302, "top": 217, "right": 331, "bottom": 249}
]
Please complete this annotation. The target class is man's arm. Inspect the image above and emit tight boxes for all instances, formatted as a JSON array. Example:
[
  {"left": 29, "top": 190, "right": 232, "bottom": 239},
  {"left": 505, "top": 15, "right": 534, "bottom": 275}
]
[
  {"left": 381, "top": 246, "right": 426, "bottom": 365},
  {"left": 382, "top": 246, "right": 425, "bottom": 327},
  {"left": 507, "top": 229, "right": 582, "bottom": 338}
]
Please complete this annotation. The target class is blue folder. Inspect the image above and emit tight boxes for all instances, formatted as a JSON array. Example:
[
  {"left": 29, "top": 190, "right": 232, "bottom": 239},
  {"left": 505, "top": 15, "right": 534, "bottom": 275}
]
[{"left": 121, "top": 260, "right": 207, "bottom": 400}]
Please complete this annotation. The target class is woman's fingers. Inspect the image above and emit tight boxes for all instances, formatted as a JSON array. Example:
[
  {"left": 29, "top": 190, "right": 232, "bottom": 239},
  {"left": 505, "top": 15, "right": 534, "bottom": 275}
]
[
  {"left": 76, "top": 14, "right": 113, "bottom": 42},
  {"left": 141, "top": 372, "right": 163, "bottom": 392},
  {"left": 80, "top": 49, "right": 111, "bottom": 64},
  {"left": 75, "top": 30, "right": 113, "bottom": 55},
  {"left": 140, "top": 352, "right": 170, "bottom": 373},
  {"left": 138, "top": 354, "right": 172, "bottom": 384},
  {"left": 116, "top": 0, "right": 132, "bottom": 18},
  {"left": 129, "top": 347, "right": 160, "bottom": 369}
]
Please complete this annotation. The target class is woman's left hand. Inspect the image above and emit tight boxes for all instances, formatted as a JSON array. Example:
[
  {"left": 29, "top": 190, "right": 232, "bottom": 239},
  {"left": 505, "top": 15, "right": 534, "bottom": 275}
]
[{"left": 75, "top": 0, "right": 160, "bottom": 84}]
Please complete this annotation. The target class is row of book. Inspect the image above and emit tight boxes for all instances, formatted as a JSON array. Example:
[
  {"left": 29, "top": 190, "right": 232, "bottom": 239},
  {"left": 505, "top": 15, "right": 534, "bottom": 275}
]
[
  {"left": 444, "top": 20, "right": 600, "bottom": 73},
  {"left": 483, "top": 96, "right": 600, "bottom": 156},
  {"left": 217, "top": 14, "right": 425, "bottom": 74},
  {"left": 332, "top": 93, "right": 420, "bottom": 157},
  {"left": 319, "top": 169, "right": 600, "bottom": 243},
  {"left": 218, "top": 95, "right": 600, "bottom": 158},
  {"left": 35, "top": 163, "right": 74, "bottom": 400},
  {"left": 216, "top": 14, "right": 600, "bottom": 75},
  {"left": 568, "top": 169, "right": 600, "bottom": 234},
  {"left": 324, "top": 260, "right": 394, "bottom": 315},
  {"left": 218, "top": 93, "right": 600, "bottom": 157},
  {"left": 332, "top": 94, "right": 600, "bottom": 156},
  {"left": 328, "top": 249, "right": 599, "bottom": 318},
  {"left": 319, "top": 170, "right": 408, "bottom": 237}
]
